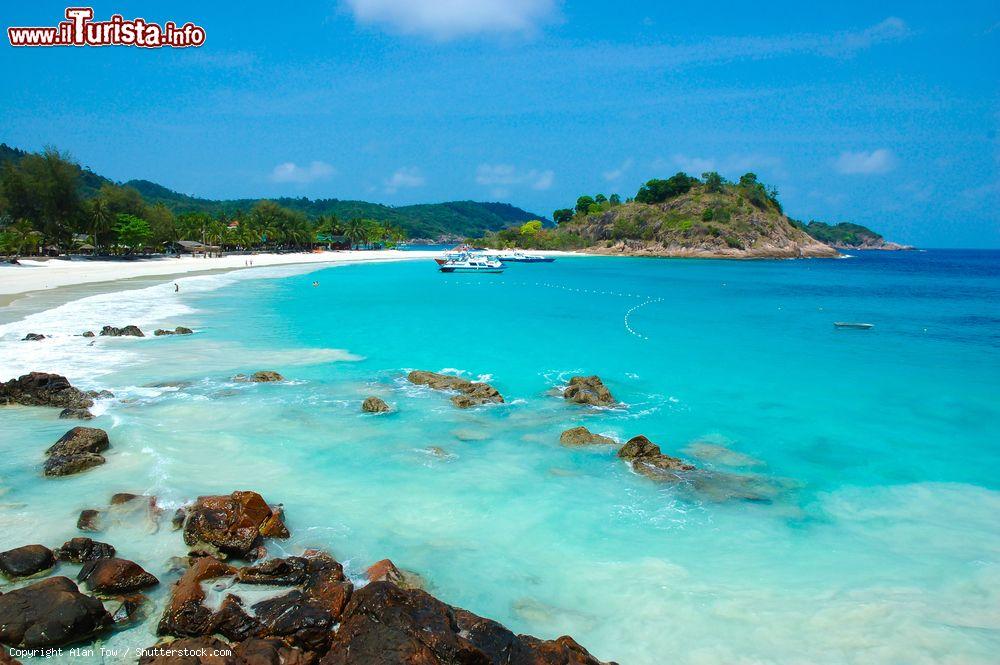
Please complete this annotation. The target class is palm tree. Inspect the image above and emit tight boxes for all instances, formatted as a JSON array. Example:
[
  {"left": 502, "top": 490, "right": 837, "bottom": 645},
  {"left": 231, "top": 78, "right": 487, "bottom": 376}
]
[
  {"left": 89, "top": 198, "right": 113, "bottom": 251},
  {"left": 345, "top": 218, "right": 366, "bottom": 250}
]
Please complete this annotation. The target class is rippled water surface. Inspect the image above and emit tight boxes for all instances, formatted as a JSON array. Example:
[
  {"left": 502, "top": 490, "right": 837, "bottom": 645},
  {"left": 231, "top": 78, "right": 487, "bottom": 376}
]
[{"left": 1, "top": 250, "right": 999, "bottom": 664}]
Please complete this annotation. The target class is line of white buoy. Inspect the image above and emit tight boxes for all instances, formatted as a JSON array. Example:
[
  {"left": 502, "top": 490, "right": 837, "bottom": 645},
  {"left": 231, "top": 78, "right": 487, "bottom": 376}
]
[{"left": 446, "top": 280, "right": 662, "bottom": 341}]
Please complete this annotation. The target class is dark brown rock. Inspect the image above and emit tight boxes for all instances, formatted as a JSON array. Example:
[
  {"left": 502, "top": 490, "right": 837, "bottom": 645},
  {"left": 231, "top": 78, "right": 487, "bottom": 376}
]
[
  {"left": 44, "top": 452, "right": 106, "bottom": 477},
  {"left": 237, "top": 556, "right": 308, "bottom": 586},
  {"left": 157, "top": 556, "right": 237, "bottom": 637},
  {"left": 0, "top": 576, "right": 112, "bottom": 648},
  {"left": 0, "top": 545, "right": 55, "bottom": 579},
  {"left": 182, "top": 491, "right": 289, "bottom": 559},
  {"left": 77, "top": 509, "right": 103, "bottom": 532},
  {"left": 56, "top": 537, "right": 116, "bottom": 563},
  {"left": 59, "top": 407, "right": 94, "bottom": 420},
  {"left": 81, "top": 331, "right": 95, "bottom": 338},
  {"left": 233, "top": 371, "right": 284, "bottom": 383},
  {"left": 365, "top": 558, "right": 424, "bottom": 590},
  {"left": 0, "top": 372, "right": 93, "bottom": 409},
  {"left": 563, "top": 376, "right": 616, "bottom": 407},
  {"left": 100, "top": 325, "right": 144, "bottom": 337},
  {"left": 407, "top": 370, "right": 504, "bottom": 408},
  {"left": 107, "top": 592, "right": 151, "bottom": 626},
  {"left": 235, "top": 638, "right": 316, "bottom": 665},
  {"left": 618, "top": 435, "right": 695, "bottom": 480},
  {"left": 154, "top": 327, "right": 194, "bottom": 336},
  {"left": 559, "top": 426, "right": 615, "bottom": 446},
  {"left": 361, "top": 396, "right": 390, "bottom": 413},
  {"left": 46, "top": 426, "right": 109, "bottom": 457},
  {"left": 78, "top": 557, "right": 158, "bottom": 594},
  {"left": 251, "top": 591, "right": 336, "bottom": 651},
  {"left": 22, "top": 333, "right": 45, "bottom": 341}
]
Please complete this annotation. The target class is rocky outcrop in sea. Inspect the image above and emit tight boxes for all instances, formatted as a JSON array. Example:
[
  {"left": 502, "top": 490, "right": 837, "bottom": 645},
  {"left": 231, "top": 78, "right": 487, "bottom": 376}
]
[{"left": 407, "top": 370, "right": 504, "bottom": 408}]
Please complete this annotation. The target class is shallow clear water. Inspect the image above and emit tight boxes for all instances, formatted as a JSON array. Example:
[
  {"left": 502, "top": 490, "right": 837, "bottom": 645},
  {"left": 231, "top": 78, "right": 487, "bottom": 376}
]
[{"left": 1, "top": 251, "right": 999, "bottom": 664}]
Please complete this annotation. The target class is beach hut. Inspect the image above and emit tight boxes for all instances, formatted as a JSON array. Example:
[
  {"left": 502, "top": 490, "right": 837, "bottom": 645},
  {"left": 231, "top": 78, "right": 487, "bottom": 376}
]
[{"left": 167, "top": 240, "right": 221, "bottom": 256}]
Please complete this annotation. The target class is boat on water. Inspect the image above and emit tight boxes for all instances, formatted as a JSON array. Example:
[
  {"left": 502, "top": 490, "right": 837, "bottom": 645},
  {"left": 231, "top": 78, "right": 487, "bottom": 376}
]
[
  {"left": 500, "top": 250, "right": 555, "bottom": 263},
  {"left": 438, "top": 255, "right": 506, "bottom": 273},
  {"left": 834, "top": 322, "right": 874, "bottom": 329}
]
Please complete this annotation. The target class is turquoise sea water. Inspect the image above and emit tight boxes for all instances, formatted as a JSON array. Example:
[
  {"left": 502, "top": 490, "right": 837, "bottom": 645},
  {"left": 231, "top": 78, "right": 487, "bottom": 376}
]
[{"left": 1, "top": 250, "right": 999, "bottom": 663}]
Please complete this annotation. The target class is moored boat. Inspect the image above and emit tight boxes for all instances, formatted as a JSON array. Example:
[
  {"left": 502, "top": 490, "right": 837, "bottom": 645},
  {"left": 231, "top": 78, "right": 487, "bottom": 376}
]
[
  {"left": 500, "top": 250, "right": 555, "bottom": 263},
  {"left": 438, "top": 255, "right": 506, "bottom": 273}
]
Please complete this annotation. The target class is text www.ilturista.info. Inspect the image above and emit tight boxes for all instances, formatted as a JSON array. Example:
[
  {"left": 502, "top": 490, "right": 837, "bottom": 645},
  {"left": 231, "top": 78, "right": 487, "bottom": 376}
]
[{"left": 8, "top": 7, "right": 205, "bottom": 48}]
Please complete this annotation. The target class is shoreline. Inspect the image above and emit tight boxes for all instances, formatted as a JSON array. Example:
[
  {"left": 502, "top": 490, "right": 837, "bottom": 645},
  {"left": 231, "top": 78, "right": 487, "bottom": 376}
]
[{"left": 0, "top": 250, "right": 442, "bottom": 310}]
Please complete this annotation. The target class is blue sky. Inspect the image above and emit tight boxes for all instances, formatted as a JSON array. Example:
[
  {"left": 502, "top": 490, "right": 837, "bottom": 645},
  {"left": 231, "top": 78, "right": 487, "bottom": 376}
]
[{"left": 2, "top": 1, "right": 997, "bottom": 247}]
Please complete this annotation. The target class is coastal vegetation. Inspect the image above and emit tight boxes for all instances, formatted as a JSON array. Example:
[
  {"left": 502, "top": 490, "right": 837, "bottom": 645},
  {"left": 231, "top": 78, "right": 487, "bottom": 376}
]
[
  {"left": 790, "top": 219, "right": 910, "bottom": 249},
  {"left": 473, "top": 171, "right": 836, "bottom": 257},
  {"left": 0, "top": 144, "right": 541, "bottom": 255}
]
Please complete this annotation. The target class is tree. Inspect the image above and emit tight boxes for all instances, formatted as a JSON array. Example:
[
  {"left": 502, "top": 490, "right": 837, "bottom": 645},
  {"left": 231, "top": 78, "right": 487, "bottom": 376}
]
[
  {"left": 553, "top": 208, "right": 573, "bottom": 224},
  {"left": 575, "top": 196, "right": 595, "bottom": 214},
  {"left": 146, "top": 203, "right": 177, "bottom": 245},
  {"left": 702, "top": 172, "right": 724, "bottom": 193},
  {"left": 609, "top": 194, "right": 621, "bottom": 206},
  {"left": 0, "top": 147, "right": 85, "bottom": 245},
  {"left": 114, "top": 214, "right": 152, "bottom": 253},
  {"left": 635, "top": 173, "right": 698, "bottom": 204},
  {"left": 519, "top": 220, "right": 543, "bottom": 236},
  {"left": 594, "top": 194, "right": 607, "bottom": 203},
  {"left": 345, "top": 218, "right": 366, "bottom": 249},
  {"left": 738, "top": 173, "right": 758, "bottom": 188}
]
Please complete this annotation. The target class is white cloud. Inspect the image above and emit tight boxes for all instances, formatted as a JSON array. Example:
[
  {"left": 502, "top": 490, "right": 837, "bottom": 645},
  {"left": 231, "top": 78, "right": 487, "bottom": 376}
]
[
  {"left": 834, "top": 148, "right": 897, "bottom": 175},
  {"left": 476, "top": 164, "right": 554, "bottom": 194},
  {"left": 602, "top": 159, "right": 633, "bottom": 182},
  {"left": 270, "top": 161, "right": 336, "bottom": 184},
  {"left": 342, "top": 0, "right": 558, "bottom": 40},
  {"left": 385, "top": 167, "right": 426, "bottom": 193}
]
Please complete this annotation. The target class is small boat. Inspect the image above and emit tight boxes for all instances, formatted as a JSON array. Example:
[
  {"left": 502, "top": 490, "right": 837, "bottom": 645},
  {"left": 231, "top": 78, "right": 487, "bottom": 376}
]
[
  {"left": 834, "top": 322, "right": 874, "bottom": 329},
  {"left": 500, "top": 251, "right": 555, "bottom": 263},
  {"left": 438, "top": 256, "right": 506, "bottom": 273}
]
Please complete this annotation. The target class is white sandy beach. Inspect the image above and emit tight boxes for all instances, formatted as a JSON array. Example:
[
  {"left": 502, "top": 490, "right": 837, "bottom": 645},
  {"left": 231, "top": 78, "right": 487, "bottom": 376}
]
[{"left": 0, "top": 250, "right": 440, "bottom": 302}]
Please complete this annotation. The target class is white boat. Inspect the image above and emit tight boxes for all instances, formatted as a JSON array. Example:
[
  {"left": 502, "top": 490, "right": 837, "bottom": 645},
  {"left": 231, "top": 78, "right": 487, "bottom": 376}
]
[
  {"left": 438, "top": 255, "right": 506, "bottom": 273},
  {"left": 500, "top": 250, "right": 555, "bottom": 263}
]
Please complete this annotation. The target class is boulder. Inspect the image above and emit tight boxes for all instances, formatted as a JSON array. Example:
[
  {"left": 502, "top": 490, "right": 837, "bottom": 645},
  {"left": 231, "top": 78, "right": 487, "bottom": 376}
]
[
  {"left": 100, "top": 325, "right": 145, "bottom": 337},
  {"left": 59, "top": 407, "right": 94, "bottom": 420},
  {"left": 43, "top": 426, "right": 110, "bottom": 477},
  {"left": 236, "top": 556, "right": 308, "bottom": 586},
  {"left": 0, "top": 545, "right": 55, "bottom": 579},
  {"left": 81, "top": 331, "right": 95, "bottom": 338},
  {"left": 46, "top": 426, "right": 109, "bottom": 457},
  {"left": 233, "top": 371, "right": 284, "bottom": 383},
  {"left": 559, "top": 426, "right": 615, "bottom": 446},
  {"left": 361, "top": 396, "right": 390, "bottom": 413},
  {"left": 78, "top": 557, "right": 158, "bottom": 594},
  {"left": 56, "top": 537, "right": 116, "bottom": 563},
  {"left": 154, "top": 327, "right": 194, "bottom": 336},
  {"left": 407, "top": 370, "right": 504, "bottom": 408},
  {"left": 44, "top": 452, "right": 105, "bottom": 476},
  {"left": 0, "top": 576, "right": 112, "bottom": 648},
  {"left": 617, "top": 435, "right": 695, "bottom": 480},
  {"left": 22, "top": 333, "right": 45, "bottom": 341},
  {"left": 563, "top": 376, "right": 616, "bottom": 407},
  {"left": 321, "top": 581, "right": 612, "bottom": 665},
  {"left": 77, "top": 509, "right": 103, "bottom": 532},
  {"left": 157, "top": 556, "right": 237, "bottom": 637},
  {"left": 365, "top": 558, "right": 424, "bottom": 590},
  {"left": 87, "top": 389, "right": 115, "bottom": 399},
  {"left": 182, "top": 491, "right": 289, "bottom": 559},
  {"left": 0, "top": 372, "right": 94, "bottom": 409}
]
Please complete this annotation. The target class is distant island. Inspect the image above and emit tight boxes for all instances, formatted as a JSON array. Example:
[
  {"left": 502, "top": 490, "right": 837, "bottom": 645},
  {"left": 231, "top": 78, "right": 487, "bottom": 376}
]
[
  {"left": 0, "top": 144, "right": 907, "bottom": 258},
  {"left": 474, "top": 172, "right": 910, "bottom": 259}
]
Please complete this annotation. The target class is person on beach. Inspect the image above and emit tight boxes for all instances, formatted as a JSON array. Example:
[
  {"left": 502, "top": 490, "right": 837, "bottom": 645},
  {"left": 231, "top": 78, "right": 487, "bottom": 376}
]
[{"left": 174, "top": 283, "right": 179, "bottom": 292}]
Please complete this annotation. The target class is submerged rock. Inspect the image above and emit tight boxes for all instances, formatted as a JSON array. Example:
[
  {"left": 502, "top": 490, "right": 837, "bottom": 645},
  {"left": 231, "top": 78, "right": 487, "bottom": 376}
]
[
  {"left": 78, "top": 557, "right": 159, "bottom": 595},
  {"left": 0, "top": 545, "right": 55, "bottom": 579},
  {"left": 560, "top": 426, "right": 616, "bottom": 446},
  {"left": 233, "top": 371, "right": 285, "bottom": 383},
  {"left": 182, "top": 491, "right": 290, "bottom": 559},
  {"left": 157, "top": 556, "right": 237, "bottom": 637},
  {"left": 43, "top": 426, "right": 110, "bottom": 477},
  {"left": 22, "top": 333, "right": 45, "bottom": 341},
  {"left": 617, "top": 435, "right": 695, "bottom": 479},
  {"left": 106, "top": 593, "right": 151, "bottom": 627},
  {"left": 59, "top": 407, "right": 94, "bottom": 420},
  {"left": 563, "top": 375, "right": 617, "bottom": 407},
  {"left": 407, "top": 370, "right": 504, "bottom": 408},
  {"left": 77, "top": 508, "right": 103, "bottom": 532},
  {"left": 56, "top": 537, "right": 116, "bottom": 563},
  {"left": 0, "top": 372, "right": 94, "bottom": 409},
  {"left": 0, "top": 576, "right": 112, "bottom": 648},
  {"left": 361, "top": 396, "right": 390, "bottom": 413},
  {"left": 100, "top": 325, "right": 145, "bottom": 337},
  {"left": 154, "top": 327, "right": 194, "bottom": 336}
]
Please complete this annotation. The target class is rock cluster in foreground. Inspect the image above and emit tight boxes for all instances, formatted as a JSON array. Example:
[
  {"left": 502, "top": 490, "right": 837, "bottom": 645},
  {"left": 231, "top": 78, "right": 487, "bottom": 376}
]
[
  {"left": 563, "top": 376, "right": 617, "bottom": 407},
  {"left": 408, "top": 370, "right": 504, "bottom": 408},
  {"left": 0, "top": 372, "right": 93, "bottom": 410},
  {"left": 43, "top": 426, "right": 110, "bottom": 477}
]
